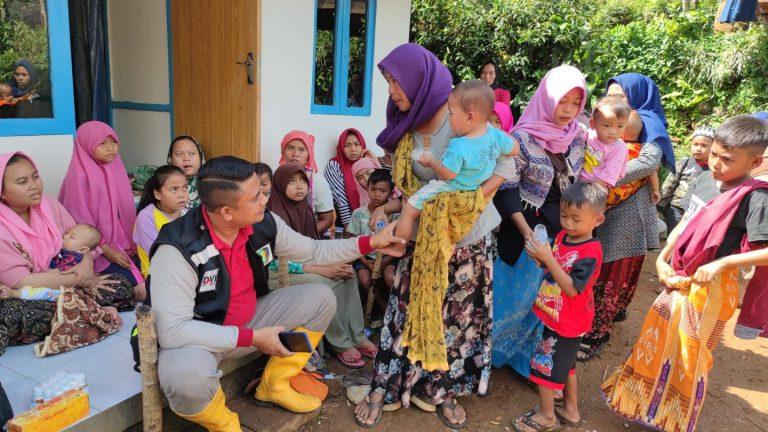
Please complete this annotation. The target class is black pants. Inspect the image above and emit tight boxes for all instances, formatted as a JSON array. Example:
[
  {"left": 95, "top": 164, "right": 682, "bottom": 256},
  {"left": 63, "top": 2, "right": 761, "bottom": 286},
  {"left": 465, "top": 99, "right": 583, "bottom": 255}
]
[{"left": 1, "top": 382, "right": 13, "bottom": 429}]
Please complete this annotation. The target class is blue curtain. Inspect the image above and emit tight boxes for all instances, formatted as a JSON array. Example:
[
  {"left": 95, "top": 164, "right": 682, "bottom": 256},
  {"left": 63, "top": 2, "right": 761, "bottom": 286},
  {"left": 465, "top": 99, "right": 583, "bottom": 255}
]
[
  {"left": 68, "top": 0, "right": 109, "bottom": 125},
  {"left": 719, "top": 0, "right": 758, "bottom": 23}
]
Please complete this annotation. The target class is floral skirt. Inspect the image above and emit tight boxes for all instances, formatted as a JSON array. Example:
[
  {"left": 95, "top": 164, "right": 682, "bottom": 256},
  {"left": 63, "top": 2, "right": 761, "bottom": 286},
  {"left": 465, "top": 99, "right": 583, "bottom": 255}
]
[
  {"left": 491, "top": 252, "right": 545, "bottom": 378},
  {"left": 371, "top": 235, "right": 493, "bottom": 406},
  {"left": 585, "top": 255, "right": 645, "bottom": 343}
]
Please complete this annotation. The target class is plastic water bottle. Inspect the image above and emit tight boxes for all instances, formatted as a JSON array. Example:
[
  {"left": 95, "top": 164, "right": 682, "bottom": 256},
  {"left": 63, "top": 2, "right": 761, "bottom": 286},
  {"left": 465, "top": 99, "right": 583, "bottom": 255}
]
[
  {"left": 533, "top": 224, "right": 548, "bottom": 243},
  {"left": 375, "top": 220, "right": 387, "bottom": 231}
]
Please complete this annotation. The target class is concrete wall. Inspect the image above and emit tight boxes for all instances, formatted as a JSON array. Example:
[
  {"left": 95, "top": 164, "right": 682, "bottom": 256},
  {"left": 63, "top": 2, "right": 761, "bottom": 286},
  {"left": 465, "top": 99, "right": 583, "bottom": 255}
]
[
  {"left": 259, "top": 0, "right": 411, "bottom": 168},
  {"left": 106, "top": 0, "right": 172, "bottom": 171},
  {"left": 0, "top": 135, "right": 73, "bottom": 196}
]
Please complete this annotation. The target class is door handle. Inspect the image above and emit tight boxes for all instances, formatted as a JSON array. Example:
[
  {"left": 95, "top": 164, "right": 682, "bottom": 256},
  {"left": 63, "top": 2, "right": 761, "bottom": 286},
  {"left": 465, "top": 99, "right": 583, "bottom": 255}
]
[{"left": 236, "top": 52, "right": 254, "bottom": 85}]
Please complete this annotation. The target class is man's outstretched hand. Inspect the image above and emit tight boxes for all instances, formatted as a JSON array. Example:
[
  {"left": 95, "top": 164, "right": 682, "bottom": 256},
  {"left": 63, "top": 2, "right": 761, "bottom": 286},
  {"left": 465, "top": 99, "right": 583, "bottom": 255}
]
[{"left": 369, "top": 222, "right": 407, "bottom": 257}]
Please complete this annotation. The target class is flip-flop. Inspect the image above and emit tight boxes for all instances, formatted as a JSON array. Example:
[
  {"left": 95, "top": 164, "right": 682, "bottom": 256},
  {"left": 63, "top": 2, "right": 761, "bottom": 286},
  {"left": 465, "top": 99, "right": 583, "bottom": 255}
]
[
  {"left": 354, "top": 396, "right": 384, "bottom": 429},
  {"left": 411, "top": 394, "right": 436, "bottom": 413},
  {"left": 436, "top": 399, "right": 468, "bottom": 430},
  {"left": 576, "top": 341, "right": 607, "bottom": 362},
  {"left": 336, "top": 350, "right": 366, "bottom": 369},
  {"left": 290, "top": 370, "right": 329, "bottom": 401},
  {"left": 554, "top": 407, "right": 581, "bottom": 427},
  {"left": 346, "top": 385, "right": 401, "bottom": 412},
  {"left": 357, "top": 343, "right": 378, "bottom": 359},
  {"left": 512, "top": 410, "right": 561, "bottom": 432}
]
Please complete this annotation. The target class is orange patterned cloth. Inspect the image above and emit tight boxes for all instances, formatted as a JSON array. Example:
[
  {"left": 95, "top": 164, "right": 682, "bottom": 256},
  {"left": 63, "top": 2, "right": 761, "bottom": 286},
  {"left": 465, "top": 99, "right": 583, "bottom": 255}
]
[
  {"left": 606, "top": 142, "right": 646, "bottom": 206},
  {"left": 601, "top": 270, "right": 739, "bottom": 432}
]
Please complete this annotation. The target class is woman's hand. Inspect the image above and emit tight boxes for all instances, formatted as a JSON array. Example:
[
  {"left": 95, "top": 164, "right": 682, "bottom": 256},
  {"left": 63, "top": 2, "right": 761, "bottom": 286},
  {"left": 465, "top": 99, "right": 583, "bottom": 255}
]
[
  {"left": 656, "top": 257, "right": 676, "bottom": 288},
  {"left": 692, "top": 260, "right": 726, "bottom": 284},
  {"left": 61, "top": 255, "right": 95, "bottom": 287},
  {"left": 89, "top": 274, "right": 121, "bottom": 301},
  {"left": 102, "top": 244, "right": 132, "bottom": 269}
]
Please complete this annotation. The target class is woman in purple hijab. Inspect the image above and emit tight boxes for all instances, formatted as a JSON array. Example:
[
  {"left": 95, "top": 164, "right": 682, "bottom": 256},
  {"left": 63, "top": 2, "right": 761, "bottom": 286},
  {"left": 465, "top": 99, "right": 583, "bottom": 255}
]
[{"left": 354, "top": 43, "right": 512, "bottom": 429}]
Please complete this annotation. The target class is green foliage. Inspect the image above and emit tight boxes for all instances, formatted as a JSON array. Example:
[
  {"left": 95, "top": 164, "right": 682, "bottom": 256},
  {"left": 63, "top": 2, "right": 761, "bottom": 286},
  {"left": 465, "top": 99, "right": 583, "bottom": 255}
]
[{"left": 411, "top": 0, "right": 768, "bottom": 157}]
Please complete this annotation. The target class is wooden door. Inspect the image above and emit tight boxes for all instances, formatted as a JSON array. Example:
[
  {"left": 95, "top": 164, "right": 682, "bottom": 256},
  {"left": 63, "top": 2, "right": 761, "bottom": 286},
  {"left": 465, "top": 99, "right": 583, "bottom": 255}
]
[{"left": 171, "top": 0, "right": 260, "bottom": 161}]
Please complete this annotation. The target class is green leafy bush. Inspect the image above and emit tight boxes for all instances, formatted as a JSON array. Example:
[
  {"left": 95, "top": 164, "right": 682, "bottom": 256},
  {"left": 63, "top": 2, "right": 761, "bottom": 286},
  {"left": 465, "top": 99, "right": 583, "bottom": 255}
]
[{"left": 411, "top": 0, "right": 768, "bottom": 158}]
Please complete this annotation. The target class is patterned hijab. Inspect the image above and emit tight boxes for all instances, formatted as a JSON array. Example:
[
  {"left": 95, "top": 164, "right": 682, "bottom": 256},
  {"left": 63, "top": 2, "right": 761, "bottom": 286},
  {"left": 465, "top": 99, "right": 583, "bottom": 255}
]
[{"left": 376, "top": 43, "right": 453, "bottom": 153}]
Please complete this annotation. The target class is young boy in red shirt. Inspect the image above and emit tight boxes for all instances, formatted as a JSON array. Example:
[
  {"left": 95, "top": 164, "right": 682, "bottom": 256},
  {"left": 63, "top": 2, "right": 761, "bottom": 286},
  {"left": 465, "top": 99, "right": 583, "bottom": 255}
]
[{"left": 514, "top": 181, "right": 606, "bottom": 432}]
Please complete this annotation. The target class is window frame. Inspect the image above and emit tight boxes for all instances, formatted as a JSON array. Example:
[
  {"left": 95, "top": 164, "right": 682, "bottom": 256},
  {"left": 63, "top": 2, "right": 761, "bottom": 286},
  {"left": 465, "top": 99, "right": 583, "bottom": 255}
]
[
  {"left": 0, "top": 0, "right": 76, "bottom": 137},
  {"left": 310, "top": 0, "right": 377, "bottom": 117}
]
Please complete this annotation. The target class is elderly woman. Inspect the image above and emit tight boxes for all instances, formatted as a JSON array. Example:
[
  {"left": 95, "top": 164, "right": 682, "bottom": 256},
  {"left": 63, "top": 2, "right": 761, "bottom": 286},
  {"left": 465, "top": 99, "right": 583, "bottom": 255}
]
[
  {"left": 354, "top": 43, "right": 513, "bottom": 429},
  {"left": 578, "top": 73, "right": 669, "bottom": 360},
  {"left": 0, "top": 152, "right": 134, "bottom": 354}
]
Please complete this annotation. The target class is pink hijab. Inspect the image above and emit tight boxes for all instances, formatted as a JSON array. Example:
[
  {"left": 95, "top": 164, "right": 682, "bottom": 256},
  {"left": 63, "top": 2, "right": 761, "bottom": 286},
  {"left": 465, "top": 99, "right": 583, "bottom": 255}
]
[
  {"left": 351, "top": 157, "right": 381, "bottom": 207},
  {"left": 59, "top": 121, "right": 136, "bottom": 270},
  {"left": 0, "top": 152, "right": 64, "bottom": 272},
  {"left": 279, "top": 130, "right": 319, "bottom": 172},
  {"left": 493, "top": 102, "right": 514, "bottom": 133},
  {"left": 511, "top": 65, "right": 587, "bottom": 154}
]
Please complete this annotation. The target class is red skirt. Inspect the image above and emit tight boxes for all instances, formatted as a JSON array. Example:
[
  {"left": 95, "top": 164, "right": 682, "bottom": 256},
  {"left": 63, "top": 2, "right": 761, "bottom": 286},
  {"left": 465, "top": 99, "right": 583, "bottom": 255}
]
[{"left": 586, "top": 255, "right": 645, "bottom": 341}]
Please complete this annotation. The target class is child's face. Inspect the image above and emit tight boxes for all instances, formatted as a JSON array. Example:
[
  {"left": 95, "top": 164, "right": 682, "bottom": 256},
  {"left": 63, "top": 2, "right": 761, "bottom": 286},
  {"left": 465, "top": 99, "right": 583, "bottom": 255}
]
[
  {"left": 0, "top": 85, "right": 12, "bottom": 102},
  {"left": 589, "top": 108, "right": 626, "bottom": 144},
  {"left": 489, "top": 113, "right": 502, "bottom": 130},
  {"left": 285, "top": 172, "right": 309, "bottom": 202},
  {"left": 708, "top": 140, "right": 764, "bottom": 185},
  {"left": 559, "top": 203, "right": 605, "bottom": 240},
  {"left": 343, "top": 134, "right": 364, "bottom": 161},
  {"left": 154, "top": 173, "right": 189, "bottom": 214},
  {"left": 690, "top": 136, "right": 713, "bottom": 163},
  {"left": 62, "top": 225, "right": 97, "bottom": 252},
  {"left": 92, "top": 136, "right": 119, "bottom": 164},
  {"left": 553, "top": 88, "right": 582, "bottom": 127},
  {"left": 367, "top": 181, "right": 391, "bottom": 208},
  {"left": 355, "top": 169, "right": 374, "bottom": 188},
  {"left": 258, "top": 173, "right": 272, "bottom": 197},
  {"left": 283, "top": 140, "right": 309, "bottom": 167},
  {"left": 447, "top": 93, "right": 483, "bottom": 136},
  {"left": 170, "top": 139, "right": 202, "bottom": 177}
]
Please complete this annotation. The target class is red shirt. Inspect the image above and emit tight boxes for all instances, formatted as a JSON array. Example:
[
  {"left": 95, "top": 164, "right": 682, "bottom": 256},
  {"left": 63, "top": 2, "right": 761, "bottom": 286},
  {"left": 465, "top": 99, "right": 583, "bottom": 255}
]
[
  {"left": 202, "top": 210, "right": 255, "bottom": 347},
  {"left": 533, "top": 230, "right": 602, "bottom": 337}
]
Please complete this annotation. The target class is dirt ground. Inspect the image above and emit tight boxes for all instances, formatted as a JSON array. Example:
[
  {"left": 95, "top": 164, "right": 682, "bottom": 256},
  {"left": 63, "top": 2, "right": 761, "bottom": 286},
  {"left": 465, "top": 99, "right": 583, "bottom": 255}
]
[{"left": 292, "top": 251, "right": 768, "bottom": 432}]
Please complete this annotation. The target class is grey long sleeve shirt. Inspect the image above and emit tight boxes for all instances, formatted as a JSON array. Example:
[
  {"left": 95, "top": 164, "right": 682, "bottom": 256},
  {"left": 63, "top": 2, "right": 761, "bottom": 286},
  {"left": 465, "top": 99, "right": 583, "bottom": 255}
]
[{"left": 151, "top": 213, "right": 364, "bottom": 352}]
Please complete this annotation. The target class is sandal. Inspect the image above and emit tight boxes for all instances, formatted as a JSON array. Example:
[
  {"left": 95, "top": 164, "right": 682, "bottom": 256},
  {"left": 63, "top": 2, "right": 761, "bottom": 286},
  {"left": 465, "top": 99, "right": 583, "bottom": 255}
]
[
  {"left": 357, "top": 341, "right": 378, "bottom": 359},
  {"left": 513, "top": 410, "right": 561, "bottom": 432},
  {"left": 436, "top": 398, "right": 468, "bottom": 430},
  {"left": 554, "top": 407, "right": 580, "bottom": 427},
  {"left": 576, "top": 341, "right": 607, "bottom": 362},
  {"left": 411, "top": 394, "right": 436, "bottom": 413},
  {"left": 336, "top": 348, "right": 366, "bottom": 369},
  {"left": 354, "top": 396, "right": 384, "bottom": 429}
]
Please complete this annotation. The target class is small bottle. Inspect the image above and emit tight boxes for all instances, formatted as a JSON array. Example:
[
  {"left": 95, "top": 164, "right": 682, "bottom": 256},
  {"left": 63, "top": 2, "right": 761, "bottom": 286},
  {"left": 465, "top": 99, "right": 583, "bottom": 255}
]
[
  {"left": 375, "top": 220, "right": 387, "bottom": 231},
  {"left": 533, "top": 224, "right": 548, "bottom": 243}
]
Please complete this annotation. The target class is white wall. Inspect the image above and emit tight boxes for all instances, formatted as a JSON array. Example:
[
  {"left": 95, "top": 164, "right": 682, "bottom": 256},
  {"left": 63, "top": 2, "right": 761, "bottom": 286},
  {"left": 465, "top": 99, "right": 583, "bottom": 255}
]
[
  {"left": 0, "top": 135, "right": 73, "bottom": 196},
  {"left": 260, "top": 0, "right": 411, "bottom": 169},
  {"left": 107, "top": 0, "right": 171, "bottom": 171}
]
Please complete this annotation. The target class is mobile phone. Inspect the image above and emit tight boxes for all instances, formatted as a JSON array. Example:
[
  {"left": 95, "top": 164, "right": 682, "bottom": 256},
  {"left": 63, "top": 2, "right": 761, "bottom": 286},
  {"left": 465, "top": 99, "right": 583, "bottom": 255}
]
[{"left": 278, "top": 331, "right": 313, "bottom": 353}]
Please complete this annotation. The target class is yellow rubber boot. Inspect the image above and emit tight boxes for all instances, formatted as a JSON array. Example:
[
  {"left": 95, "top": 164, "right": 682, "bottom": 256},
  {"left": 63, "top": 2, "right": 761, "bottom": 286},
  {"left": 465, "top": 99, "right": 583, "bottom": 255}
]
[
  {"left": 255, "top": 327, "right": 324, "bottom": 413},
  {"left": 177, "top": 386, "right": 241, "bottom": 432}
]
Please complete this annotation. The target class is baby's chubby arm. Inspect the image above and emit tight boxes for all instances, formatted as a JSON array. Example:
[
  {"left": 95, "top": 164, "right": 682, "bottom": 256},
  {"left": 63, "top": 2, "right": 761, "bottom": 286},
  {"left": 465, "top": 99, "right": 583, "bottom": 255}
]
[{"left": 417, "top": 151, "right": 458, "bottom": 181}]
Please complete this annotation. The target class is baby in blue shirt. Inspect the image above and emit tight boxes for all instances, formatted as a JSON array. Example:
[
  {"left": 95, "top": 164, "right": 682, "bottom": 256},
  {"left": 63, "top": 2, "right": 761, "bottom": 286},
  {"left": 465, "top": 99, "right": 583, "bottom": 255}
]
[{"left": 396, "top": 80, "right": 518, "bottom": 241}]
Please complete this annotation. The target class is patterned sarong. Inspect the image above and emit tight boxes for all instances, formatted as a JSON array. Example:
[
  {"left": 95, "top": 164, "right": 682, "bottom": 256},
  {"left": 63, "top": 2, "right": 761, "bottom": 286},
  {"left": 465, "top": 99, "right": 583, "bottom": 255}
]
[{"left": 601, "top": 270, "right": 739, "bottom": 432}]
